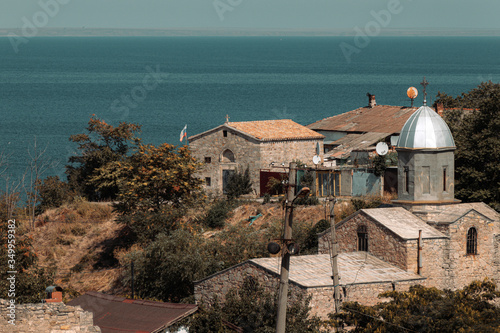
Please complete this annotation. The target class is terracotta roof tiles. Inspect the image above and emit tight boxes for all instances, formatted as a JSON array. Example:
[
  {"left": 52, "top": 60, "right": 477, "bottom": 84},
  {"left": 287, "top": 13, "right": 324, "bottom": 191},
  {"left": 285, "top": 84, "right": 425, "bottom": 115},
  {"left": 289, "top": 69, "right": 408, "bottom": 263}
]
[{"left": 228, "top": 119, "right": 324, "bottom": 141}]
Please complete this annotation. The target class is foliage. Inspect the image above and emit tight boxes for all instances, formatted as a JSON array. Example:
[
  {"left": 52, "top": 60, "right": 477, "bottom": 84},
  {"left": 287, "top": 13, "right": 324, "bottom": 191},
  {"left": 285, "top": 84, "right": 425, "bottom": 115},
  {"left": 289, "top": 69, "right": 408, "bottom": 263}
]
[
  {"left": 205, "top": 225, "right": 269, "bottom": 269},
  {"left": 203, "top": 199, "right": 236, "bottom": 229},
  {"left": 351, "top": 196, "right": 382, "bottom": 212},
  {"left": 302, "top": 219, "right": 331, "bottom": 254},
  {"left": 36, "top": 176, "right": 72, "bottom": 213},
  {"left": 66, "top": 115, "right": 141, "bottom": 201},
  {"left": 112, "top": 143, "right": 203, "bottom": 214},
  {"left": 436, "top": 81, "right": 500, "bottom": 210},
  {"left": 225, "top": 167, "right": 253, "bottom": 199},
  {"left": 262, "top": 193, "right": 271, "bottom": 204},
  {"left": 117, "top": 206, "right": 185, "bottom": 244},
  {"left": 123, "top": 229, "right": 218, "bottom": 302},
  {"left": 372, "top": 154, "right": 386, "bottom": 177},
  {"left": 0, "top": 219, "right": 54, "bottom": 303},
  {"left": 266, "top": 175, "right": 286, "bottom": 195},
  {"left": 333, "top": 280, "right": 500, "bottom": 333},
  {"left": 189, "top": 277, "right": 324, "bottom": 333},
  {"left": 294, "top": 194, "right": 320, "bottom": 206},
  {"left": 299, "top": 170, "right": 314, "bottom": 188}
]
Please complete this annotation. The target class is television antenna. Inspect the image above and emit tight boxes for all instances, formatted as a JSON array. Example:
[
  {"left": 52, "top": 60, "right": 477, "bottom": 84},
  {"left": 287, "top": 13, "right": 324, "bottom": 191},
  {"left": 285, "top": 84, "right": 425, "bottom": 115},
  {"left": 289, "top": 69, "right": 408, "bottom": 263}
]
[{"left": 376, "top": 142, "right": 389, "bottom": 156}]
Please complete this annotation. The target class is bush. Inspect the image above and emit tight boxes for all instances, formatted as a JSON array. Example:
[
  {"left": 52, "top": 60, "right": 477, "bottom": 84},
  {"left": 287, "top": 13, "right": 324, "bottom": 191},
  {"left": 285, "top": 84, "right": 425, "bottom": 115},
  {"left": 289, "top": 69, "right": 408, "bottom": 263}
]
[
  {"left": 225, "top": 167, "right": 253, "bottom": 199},
  {"left": 36, "top": 176, "right": 72, "bottom": 213},
  {"left": 203, "top": 199, "right": 235, "bottom": 229},
  {"left": 262, "top": 193, "right": 271, "bottom": 204},
  {"left": 294, "top": 195, "right": 320, "bottom": 206},
  {"left": 302, "top": 219, "right": 331, "bottom": 253}
]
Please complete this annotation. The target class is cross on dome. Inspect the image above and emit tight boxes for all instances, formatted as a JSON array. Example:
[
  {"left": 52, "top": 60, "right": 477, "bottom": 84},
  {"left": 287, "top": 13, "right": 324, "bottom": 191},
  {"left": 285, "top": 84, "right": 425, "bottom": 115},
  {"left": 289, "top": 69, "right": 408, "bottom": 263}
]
[{"left": 420, "top": 77, "right": 429, "bottom": 106}]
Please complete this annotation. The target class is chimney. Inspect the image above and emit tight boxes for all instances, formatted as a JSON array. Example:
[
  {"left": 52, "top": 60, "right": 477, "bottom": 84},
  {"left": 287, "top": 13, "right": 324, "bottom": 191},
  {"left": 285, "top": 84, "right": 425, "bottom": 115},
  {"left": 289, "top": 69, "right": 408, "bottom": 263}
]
[
  {"left": 44, "top": 286, "right": 63, "bottom": 303},
  {"left": 367, "top": 93, "right": 376, "bottom": 108},
  {"left": 436, "top": 102, "right": 444, "bottom": 117}
]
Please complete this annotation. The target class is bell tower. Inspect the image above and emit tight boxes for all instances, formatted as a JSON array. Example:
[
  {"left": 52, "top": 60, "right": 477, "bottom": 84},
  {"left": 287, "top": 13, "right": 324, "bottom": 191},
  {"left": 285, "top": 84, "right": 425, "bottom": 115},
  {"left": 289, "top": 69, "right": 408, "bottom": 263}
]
[{"left": 393, "top": 79, "right": 458, "bottom": 205}]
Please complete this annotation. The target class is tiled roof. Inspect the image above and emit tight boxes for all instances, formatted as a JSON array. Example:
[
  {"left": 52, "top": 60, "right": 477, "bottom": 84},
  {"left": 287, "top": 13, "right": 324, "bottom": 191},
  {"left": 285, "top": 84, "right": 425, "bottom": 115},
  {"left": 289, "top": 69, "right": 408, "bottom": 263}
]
[
  {"left": 361, "top": 207, "right": 448, "bottom": 240},
  {"left": 308, "top": 105, "right": 418, "bottom": 134},
  {"left": 68, "top": 291, "right": 197, "bottom": 333},
  {"left": 251, "top": 253, "right": 424, "bottom": 288},
  {"left": 227, "top": 119, "right": 324, "bottom": 141}
]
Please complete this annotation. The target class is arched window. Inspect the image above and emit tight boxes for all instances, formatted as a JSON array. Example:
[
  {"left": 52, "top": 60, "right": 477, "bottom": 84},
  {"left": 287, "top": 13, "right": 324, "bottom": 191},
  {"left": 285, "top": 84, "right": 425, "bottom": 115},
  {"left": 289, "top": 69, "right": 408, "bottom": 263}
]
[
  {"left": 357, "top": 225, "right": 368, "bottom": 252},
  {"left": 222, "top": 149, "right": 235, "bottom": 163},
  {"left": 466, "top": 227, "right": 477, "bottom": 255}
]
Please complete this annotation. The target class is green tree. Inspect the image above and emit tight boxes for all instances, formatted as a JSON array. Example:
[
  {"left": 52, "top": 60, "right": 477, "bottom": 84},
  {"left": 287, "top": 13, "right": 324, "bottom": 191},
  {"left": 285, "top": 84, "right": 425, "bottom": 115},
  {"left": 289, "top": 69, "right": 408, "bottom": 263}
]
[
  {"left": 225, "top": 167, "right": 253, "bottom": 199},
  {"left": 66, "top": 115, "right": 141, "bottom": 201},
  {"left": 0, "top": 220, "right": 54, "bottom": 303},
  {"left": 123, "top": 230, "right": 218, "bottom": 302},
  {"left": 436, "top": 82, "right": 500, "bottom": 210},
  {"left": 333, "top": 280, "right": 500, "bottom": 332},
  {"left": 189, "top": 277, "right": 323, "bottom": 333},
  {"left": 112, "top": 143, "right": 202, "bottom": 214},
  {"left": 36, "top": 176, "right": 72, "bottom": 213}
]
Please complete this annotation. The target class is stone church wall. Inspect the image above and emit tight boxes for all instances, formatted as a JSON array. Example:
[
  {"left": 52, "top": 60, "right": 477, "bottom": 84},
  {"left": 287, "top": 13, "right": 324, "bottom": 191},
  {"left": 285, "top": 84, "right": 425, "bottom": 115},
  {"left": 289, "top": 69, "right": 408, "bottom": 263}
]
[
  {"left": 0, "top": 299, "right": 100, "bottom": 333},
  {"left": 190, "top": 128, "right": 261, "bottom": 195},
  {"left": 405, "top": 238, "right": 449, "bottom": 289},
  {"left": 318, "top": 212, "right": 408, "bottom": 270},
  {"left": 190, "top": 127, "right": 323, "bottom": 196}
]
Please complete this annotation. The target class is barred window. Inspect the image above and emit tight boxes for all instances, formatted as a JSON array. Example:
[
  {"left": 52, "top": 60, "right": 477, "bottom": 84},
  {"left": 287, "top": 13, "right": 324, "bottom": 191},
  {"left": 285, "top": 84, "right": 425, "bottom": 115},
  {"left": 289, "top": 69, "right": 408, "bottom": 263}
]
[
  {"left": 357, "top": 225, "right": 368, "bottom": 252},
  {"left": 466, "top": 227, "right": 477, "bottom": 255}
]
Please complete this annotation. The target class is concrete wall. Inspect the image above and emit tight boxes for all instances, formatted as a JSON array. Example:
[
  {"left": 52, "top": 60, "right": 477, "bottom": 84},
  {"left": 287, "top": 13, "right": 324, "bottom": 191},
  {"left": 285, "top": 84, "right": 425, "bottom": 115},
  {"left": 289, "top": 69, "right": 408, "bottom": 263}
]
[
  {"left": 352, "top": 170, "right": 381, "bottom": 197},
  {"left": 0, "top": 300, "right": 100, "bottom": 333},
  {"left": 340, "top": 169, "right": 352, "bottom": 196}
]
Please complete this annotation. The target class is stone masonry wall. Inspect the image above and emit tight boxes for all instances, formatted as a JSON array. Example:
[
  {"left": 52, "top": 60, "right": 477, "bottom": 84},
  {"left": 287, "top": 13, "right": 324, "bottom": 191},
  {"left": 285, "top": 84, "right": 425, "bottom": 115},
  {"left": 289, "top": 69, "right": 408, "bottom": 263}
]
[
  {"left": 190, "top": 126, "right": 323, "bottom": 196},
  {"left": 445, "top": 211, "right": 499, "bottom": 289},
  {"left": 0, "top": 299, "right": 100, "bottom": 333},
  {"left": 190, "top": 128, "right": 261, "bottom": 195},
  {"left": 318, "top": 213, "right": 408, "bottom": 270},
  {"left": 405, "top": 238, "right": 448, "bottom": 289}
]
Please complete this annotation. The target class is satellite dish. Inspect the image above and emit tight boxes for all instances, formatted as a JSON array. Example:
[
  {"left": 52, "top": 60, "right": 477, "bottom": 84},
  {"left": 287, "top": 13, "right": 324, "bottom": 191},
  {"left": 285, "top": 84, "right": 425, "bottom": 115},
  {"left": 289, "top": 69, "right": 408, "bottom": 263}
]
[
  {"left": 376, "top": 142, "right": 389, "bottom": 156},
  {"left": 312, "top": 155, "right": 321, "bottom": 165},
  {"left": 407, "top": 87, "right": 418, "bottom": 99}
]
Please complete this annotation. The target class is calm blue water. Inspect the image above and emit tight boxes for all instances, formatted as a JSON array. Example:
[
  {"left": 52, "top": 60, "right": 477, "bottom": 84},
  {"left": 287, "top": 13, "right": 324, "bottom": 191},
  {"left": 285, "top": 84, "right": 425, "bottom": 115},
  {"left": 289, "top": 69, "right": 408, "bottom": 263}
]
[{"left": 1, "top": 36, "right": 500, "bottom": 184}]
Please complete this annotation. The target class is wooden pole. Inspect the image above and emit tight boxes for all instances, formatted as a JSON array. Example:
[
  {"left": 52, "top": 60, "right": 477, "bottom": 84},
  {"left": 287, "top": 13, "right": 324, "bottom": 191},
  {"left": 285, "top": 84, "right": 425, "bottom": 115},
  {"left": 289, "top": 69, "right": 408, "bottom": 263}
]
[
  {"left": 276, "top": 162, "right": 297, "bottom": 333},
  {"left": 329, "top": 197, "right": 341, "bottom": 313}
]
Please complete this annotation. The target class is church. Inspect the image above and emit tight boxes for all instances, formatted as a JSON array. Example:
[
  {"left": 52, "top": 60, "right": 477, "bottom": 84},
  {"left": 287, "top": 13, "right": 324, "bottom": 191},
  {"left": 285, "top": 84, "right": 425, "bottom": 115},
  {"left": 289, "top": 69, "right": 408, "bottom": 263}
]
[{"left": 194, "top": 92, "right": 500, "bottom": 318}]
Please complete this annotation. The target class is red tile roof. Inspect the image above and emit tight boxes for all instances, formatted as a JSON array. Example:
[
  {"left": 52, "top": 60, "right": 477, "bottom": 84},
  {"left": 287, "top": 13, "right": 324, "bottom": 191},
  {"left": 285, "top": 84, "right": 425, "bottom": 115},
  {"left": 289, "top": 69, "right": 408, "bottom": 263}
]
[
  {"left": 227, "top": 119, "right": 324, "bottom": 141},
  {"left": 67, "top": 291, "right": 197, "bottom": 333},
  {"left": 307, "top": 105, "right": 418, "bottom": 134}
]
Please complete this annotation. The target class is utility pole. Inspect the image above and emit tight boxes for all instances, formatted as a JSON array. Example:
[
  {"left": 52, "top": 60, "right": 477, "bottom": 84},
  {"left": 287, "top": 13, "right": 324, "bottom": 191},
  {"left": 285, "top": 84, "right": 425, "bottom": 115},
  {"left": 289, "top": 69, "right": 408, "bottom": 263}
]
[
  {"left": 276, "top": 162, "right": 297, "bottom": 333},
  {"left": 329, "top": 196, "right": 341, "bottom": 313}
]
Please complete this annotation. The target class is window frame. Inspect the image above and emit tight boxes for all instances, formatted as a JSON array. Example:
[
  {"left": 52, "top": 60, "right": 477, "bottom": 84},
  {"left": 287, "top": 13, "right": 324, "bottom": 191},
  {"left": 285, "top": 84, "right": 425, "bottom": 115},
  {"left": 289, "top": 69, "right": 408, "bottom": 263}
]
[{"left": 466, "top": 227, "right": 478, "bottom": 255}]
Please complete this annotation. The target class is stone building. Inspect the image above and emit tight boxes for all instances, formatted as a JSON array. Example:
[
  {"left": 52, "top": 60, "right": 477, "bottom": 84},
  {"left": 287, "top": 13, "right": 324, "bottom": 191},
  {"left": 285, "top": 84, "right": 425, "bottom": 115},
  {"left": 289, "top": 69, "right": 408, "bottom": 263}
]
[
  {"left": 189, "top": 119, "right": 324, "bottom": 195},
  {"left": 194, "top": 102, "right": 500, "bottom": 318},
  {"left": 318, "top": 102, "right": 500, "bottom": 291}
]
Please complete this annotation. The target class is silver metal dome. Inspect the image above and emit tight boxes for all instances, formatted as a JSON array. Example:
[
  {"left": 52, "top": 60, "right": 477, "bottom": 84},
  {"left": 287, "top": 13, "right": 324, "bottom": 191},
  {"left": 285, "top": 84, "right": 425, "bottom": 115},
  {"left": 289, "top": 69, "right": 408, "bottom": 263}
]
[{"left": 397, "top": 105, "right": 455, "bottom": 149}]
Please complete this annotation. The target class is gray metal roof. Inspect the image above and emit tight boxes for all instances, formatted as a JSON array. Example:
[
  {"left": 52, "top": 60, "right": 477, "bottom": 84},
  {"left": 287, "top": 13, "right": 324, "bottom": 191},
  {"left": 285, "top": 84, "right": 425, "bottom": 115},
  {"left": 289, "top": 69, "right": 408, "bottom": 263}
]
[
  {"left": 397, "top": 105, "right": 455, "bottom": 149},
  {"left": 362, "top": 207, "right": 448, "bottom": 240},
  {"left": 251, "top": 253, "right": 425, "bottom": 288}
]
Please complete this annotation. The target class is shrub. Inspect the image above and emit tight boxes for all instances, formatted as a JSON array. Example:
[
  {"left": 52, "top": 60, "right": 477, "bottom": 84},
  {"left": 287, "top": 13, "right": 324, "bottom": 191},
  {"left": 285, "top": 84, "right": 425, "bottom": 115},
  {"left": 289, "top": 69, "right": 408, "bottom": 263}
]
[
  {"left": 225, "top": 167, "right": 253, "bottom": 199},
  {"left": 203, "top": 199, "right": 234, "bottom": 229},
  {"left": 36, "top": 176, "right": 72, "bottom": 213},
  {"left": 294, "top": 195, "right": 320, "bottom": 206},
  {"left": 302, "top": 219, "right": 331, "bottom": 253},
  {"left": 262, "top": 193, "right": 271, "bottom": 204}
]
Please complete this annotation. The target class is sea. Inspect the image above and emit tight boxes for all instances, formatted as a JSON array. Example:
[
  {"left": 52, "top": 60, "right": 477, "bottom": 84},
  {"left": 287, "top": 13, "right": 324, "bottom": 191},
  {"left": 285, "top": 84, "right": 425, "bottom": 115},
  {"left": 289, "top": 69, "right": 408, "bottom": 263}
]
[{"left": 1, "top": 36, "right": 500, "bottom": 187}]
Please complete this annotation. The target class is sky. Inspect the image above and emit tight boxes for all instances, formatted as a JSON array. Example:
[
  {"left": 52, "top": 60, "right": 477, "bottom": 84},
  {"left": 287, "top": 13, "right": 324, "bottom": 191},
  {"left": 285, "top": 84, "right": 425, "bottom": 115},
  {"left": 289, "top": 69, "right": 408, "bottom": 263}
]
[{"left": 1, "top": 0, "right": 499, "bottom": 31}]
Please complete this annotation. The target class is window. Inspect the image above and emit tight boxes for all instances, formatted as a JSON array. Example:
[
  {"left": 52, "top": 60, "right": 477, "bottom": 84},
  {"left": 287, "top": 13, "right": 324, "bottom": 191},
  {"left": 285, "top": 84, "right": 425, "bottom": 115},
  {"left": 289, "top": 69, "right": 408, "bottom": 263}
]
[
  {"left": 205, "top": 177, "right": 211, "bottom": 187},
  {"left": 222, "top": 149, "right": 235, "bottom": 163},
  {"left": 466, "top": 227, "right": 477, "bottom": 255},
  {"left": 357, "top": 225, "right": 368, "bottom": 251},
  {"left": 223, "top": 130, "right": 228, "bottom": 137},
  {"left": 443, "top": 166, "right": 447, "bottom": 192},
  {"left": 204, "top": 157, "right": 211, "bottom": 163},
  {"left": 404, "top": 166, "right": 409, "bottom": 193}
]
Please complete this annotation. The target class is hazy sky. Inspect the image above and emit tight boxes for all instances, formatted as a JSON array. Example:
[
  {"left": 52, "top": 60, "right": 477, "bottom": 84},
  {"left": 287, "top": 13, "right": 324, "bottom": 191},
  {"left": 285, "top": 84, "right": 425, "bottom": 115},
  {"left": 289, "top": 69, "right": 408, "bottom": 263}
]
[{"left": 1, "top": 0, "right": 499, "bottom": 31}]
